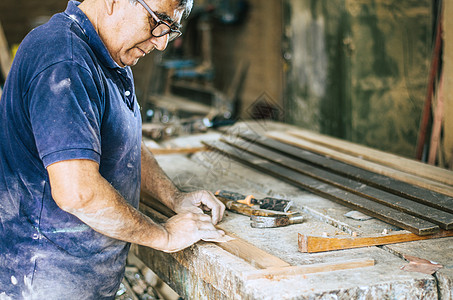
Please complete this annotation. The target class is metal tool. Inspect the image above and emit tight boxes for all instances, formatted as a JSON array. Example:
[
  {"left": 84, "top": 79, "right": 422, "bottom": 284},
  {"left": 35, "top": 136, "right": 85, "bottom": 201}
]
[
  {"left": 215, "top": 190, "right": 293, "bottom": 212},
  {"left": 251, "top": 212, "right": 305, "bottom": 228},
  {"left": 215, "top": 193, "right": 304, "bottom": 228}
]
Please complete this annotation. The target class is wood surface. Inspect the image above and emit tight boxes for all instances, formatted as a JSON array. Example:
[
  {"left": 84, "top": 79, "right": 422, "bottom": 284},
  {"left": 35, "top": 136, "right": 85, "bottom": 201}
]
[
  {"left": 225, "top": 135, "right": 453, "bottom": 226},
  {"left": 244, "top": 259, "right": 375, "bottom": 280},
  {"left": 139, "top": 196, "right": 290, "bottom": 269},
  {"left": 203, "top": 141, "right": 440, "bottom": 235},
  {"left": 266, "top": 131, "right": 453, "bottom": 197},
  {"left": 241, "top": 132, "right": 453, "bottom": 211},
  {"left": 428, "top": 71, "right": 444, "bottom": 165},
  {"left": 147, "top": 146, "right": 207, "bottom": 155},
  {"left": 299, "top": 230, "right": 453, "bottom": 253},
  {"left": 287, "top": 129, "right": 453, "bottom": 186}
]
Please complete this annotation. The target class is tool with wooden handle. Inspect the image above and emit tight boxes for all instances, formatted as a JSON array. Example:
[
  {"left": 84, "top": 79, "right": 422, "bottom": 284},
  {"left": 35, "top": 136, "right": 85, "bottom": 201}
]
[
  {"left": 215, "top": 192, "right": 304, "bottom": 228},
  {"left": 251, "top": 212, "right": 305, "bottom": 228},
  {"left": 215, "top": 190, "right": 293, "bottom": 212}
]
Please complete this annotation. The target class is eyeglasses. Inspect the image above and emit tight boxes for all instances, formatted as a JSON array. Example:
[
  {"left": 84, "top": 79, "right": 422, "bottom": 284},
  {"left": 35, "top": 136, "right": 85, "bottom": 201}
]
[{"left": 136, "top": 0, "right": 182, "bottom": 42}]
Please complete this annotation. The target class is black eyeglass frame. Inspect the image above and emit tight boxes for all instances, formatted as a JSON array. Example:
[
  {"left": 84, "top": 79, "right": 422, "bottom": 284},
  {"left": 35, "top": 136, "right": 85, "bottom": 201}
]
[{"left": 135, "top": 0, "right": 182, "bottom": 41}]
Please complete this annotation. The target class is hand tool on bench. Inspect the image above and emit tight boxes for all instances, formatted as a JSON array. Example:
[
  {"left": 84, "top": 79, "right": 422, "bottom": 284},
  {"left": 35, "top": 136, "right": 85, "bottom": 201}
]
[
  {"left": 214, "top": 190, "right": 304, "bottom": 228},
  {"left": 215, "top": 190, "right": 293, "bottom": 212},
  {"left": 251, "top": 212, "right": 305, "bottom": 228}
]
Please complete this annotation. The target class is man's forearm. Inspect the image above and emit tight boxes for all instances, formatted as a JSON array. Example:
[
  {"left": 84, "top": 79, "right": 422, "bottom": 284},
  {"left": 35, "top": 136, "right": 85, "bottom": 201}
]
[
  {"left": 68, "top": 179, "right": 170, "bottom": 251},
  {"left": 141, "top": 142, "right": 181, "bottom": 210}
]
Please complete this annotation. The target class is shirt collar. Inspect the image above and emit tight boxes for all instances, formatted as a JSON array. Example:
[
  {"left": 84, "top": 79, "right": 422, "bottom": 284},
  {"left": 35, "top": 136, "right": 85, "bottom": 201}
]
[{"left": 64, "top": 0, "right": 122, "bottom": 70}]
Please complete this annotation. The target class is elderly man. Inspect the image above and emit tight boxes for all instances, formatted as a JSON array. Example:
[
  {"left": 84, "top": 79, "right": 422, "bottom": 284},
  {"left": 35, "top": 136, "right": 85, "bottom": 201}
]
[{"left": 0, "top": 0, "right": 225, "bottom": 298}]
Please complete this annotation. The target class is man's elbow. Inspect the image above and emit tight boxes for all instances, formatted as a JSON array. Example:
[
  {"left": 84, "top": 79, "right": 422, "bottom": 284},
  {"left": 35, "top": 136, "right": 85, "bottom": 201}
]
[{"left": 51, "top": 185, "right": 96, "bottom": 214}]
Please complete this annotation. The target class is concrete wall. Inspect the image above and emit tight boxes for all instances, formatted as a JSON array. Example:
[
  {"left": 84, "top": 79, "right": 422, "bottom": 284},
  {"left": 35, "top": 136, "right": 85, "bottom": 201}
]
[{"left": 283, "top": 0, "right": 432, "bottom": 158}]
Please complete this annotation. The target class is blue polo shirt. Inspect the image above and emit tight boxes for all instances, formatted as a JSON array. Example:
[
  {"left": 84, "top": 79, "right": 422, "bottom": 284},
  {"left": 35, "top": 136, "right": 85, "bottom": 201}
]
[{"left": 0, "top": 1, "right": 141, "bottom": 299}]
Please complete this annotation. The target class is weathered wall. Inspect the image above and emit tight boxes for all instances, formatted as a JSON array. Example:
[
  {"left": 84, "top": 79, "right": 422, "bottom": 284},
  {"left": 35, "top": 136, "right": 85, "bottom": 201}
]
[
  {"left": 211, "top": 0, "right": 284, "bottom": 118},
  {"left": 0, "top": 0, "right": 66, "bottom": 46},
  {"left": 283, "top": 0, "right": 432, "bottom": 157}
]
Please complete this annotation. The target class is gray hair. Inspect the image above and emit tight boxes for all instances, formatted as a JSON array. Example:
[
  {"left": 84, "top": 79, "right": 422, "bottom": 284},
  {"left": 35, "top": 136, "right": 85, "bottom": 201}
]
[{"left": 129, "top": 0, "right": 193, "bottom": 17}]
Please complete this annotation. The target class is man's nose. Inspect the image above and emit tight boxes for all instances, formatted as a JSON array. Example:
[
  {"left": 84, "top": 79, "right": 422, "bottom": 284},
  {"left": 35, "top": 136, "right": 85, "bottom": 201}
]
[{"left": 151, "top": 35, "right": 169, "bottom": 51}]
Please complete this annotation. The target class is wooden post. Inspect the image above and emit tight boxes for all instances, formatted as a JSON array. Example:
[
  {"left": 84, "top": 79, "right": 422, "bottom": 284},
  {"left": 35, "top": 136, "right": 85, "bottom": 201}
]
[
  {"left": 444, "top": 0, "right": 453, "bottom": 169},
  {"left": 0, "top": 21, "right": 11, "bottom": 81}
]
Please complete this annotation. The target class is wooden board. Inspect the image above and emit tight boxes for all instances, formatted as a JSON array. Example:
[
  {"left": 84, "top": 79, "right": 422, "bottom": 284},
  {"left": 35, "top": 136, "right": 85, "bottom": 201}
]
[
  {"left": 0, "top": 21, "right": 10, "bottom": 81},
  {"left": 244, "top": 259, "right": 375, "bottom": 280},
  {"left": 203, "top": 141, "right": 440, "bottom": 235},
  {"left": 240, "top": 133, "right": 453, "bottom": 211},
  {"left": 147, "top": 146, "right": 207, "bottom": 155},
  {"left": 287, "top": 129, "right": 453, "bottom": 186},
  {"left": 299, "top": 230, "right": 453, "bottom": 253},
  {"left": 266, "top": 131, "right": 453, "bottom": 197}
]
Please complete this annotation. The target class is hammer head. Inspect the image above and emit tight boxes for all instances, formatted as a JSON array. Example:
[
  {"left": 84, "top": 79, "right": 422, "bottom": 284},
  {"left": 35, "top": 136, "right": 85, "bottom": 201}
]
[{"left": 251, "top": 212, "right": 304, "bottom": 228}]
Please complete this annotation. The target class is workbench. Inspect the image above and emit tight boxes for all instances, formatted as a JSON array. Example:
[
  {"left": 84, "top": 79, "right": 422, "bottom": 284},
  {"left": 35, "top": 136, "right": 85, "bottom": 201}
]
[{"left": 133, "top": 122, "right": 453, "bottom": 299}]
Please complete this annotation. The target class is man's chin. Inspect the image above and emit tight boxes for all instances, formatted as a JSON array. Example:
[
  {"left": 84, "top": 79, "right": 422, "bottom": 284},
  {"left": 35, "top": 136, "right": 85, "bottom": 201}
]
[{"left": 120, "top": 57, "right": 141, "bottom": 67}]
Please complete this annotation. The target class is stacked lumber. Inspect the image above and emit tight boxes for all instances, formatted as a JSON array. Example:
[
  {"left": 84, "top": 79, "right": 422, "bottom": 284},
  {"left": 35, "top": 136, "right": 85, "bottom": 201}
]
[{"left": 202, "top": 129, "right": 453, "bottom": 236}]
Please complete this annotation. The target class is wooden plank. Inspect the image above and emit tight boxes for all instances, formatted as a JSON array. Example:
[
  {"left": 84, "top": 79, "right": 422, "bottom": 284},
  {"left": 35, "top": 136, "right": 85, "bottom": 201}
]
[
  {"left": 214, "top": 236, "right": 290, "bottom": 269},
  {"left": 287, "top": 129, "right": 453, "bottom": 186},
  {"left": 267, "top": 131, "right": 453, "bottom": 197},
  {"left": 244, "top": 259, "right": 375, "bottom": 280},
  {"left": 222, "top": 136, "right": 453, "bottom": 228},
  {"left": 299, "top": 230, "right": 453, "bottom": 253},
  {"left": 147, "top": 146, "right": 207, "bottom": 155},
  {"left": 428, "top": 71, "right": 445, "bottom": 165},
  {"left": 139, "top": 197, "right": 290, "bottom": 269},
  {"left": 0, "top": 21, "right": 11, "bottom": 81},
  {"left": 203, "top": 141, "right": 440, "bottom": 235},
  {"left": 237, "top": 133, "right": 453, "bottom": 216}
]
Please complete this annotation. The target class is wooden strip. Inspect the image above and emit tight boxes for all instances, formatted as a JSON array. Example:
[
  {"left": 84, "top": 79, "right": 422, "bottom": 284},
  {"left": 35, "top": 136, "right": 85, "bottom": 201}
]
[
  {"left": 139, "top": 196, "right": 290, "bottom": 269},
  {"left": 147, "top": 146, "right": 207, "bottom": 155},
  {"left": 203, "top": 141, "right": 440, "bottom": 235},
  {"left": 267, "top": 132, "right": 453, "bottom": 197},
  {"left": 0, "top": 21, "right": 10, "bottom": 81},
  {"left": 214, "top": 236, "right": 290, "bottom": 269},
  {"left": 299, "top": 230, "right": 453, "bottom": 253},
  {"left": 287, "top": 129, "right": 453, "bottom": 186},
  {"left": 222, "top": 136, "right": 453, "bottom": 228},
  {"left": 428, "top": 71, "right": 444, "bottom": 165},
  {"left": 244, "top": 259, "right": 375, "bottom": 280},
  {"left": 237, "top": 133, "right": 453, "bottom": 216}
]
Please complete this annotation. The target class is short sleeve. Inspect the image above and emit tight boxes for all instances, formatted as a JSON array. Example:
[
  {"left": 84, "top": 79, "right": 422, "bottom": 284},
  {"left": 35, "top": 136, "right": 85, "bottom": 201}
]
[{"left": 27, "top": 61, "right": 104, "bottom": 167}]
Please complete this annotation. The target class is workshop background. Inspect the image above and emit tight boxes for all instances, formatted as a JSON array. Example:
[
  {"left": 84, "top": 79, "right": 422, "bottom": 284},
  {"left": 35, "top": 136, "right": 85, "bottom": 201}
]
[{"left": 0, "top": 0, "right": 451, "bottom": 167}]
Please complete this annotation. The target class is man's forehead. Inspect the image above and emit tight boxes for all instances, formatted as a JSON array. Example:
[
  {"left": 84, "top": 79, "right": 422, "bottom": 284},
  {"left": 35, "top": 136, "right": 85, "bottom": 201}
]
[{"left": 144, "top": 0, "right": 183, "bottom": 23}]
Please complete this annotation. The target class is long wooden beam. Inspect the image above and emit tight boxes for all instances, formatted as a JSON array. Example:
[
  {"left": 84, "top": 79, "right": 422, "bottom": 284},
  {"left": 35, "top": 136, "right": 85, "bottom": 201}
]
[
  {"left": 203, "top": 141, "right": 439, "bottom": 235},
  {"left": 244, "top": 259, "right": 375, "bottom": 280},
  {"left": 240, "top": 133, "right": 453, "bottom": 210},
  {"left": 287, "top": 129, "right": 453, "bottom": 186},
  {"left": 299, "top": 230, "right": 453, "bottom": 253},
  {"left": 267, "top": 131, "right": 453, "bottom": 197}
]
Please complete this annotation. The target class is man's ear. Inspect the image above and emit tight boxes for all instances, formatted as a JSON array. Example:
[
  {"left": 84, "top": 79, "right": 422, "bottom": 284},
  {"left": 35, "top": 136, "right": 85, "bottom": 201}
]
[{"left": 103, "top": 0, "right": 116, "bottom": 15}]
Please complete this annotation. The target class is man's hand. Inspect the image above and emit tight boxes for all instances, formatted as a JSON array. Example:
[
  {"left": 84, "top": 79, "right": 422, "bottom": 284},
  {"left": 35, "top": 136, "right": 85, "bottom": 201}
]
[
  {"left": 162, "top": 212, "right": 225, "bottom": 253},
  {"left": 173, "top": 190, "right": 225, "bottom": 225}
]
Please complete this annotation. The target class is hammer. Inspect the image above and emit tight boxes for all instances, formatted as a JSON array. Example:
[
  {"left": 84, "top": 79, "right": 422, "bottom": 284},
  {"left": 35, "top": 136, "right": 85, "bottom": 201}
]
[{"left": 251, "top": 212, "right": 305, "bottom": 228}]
